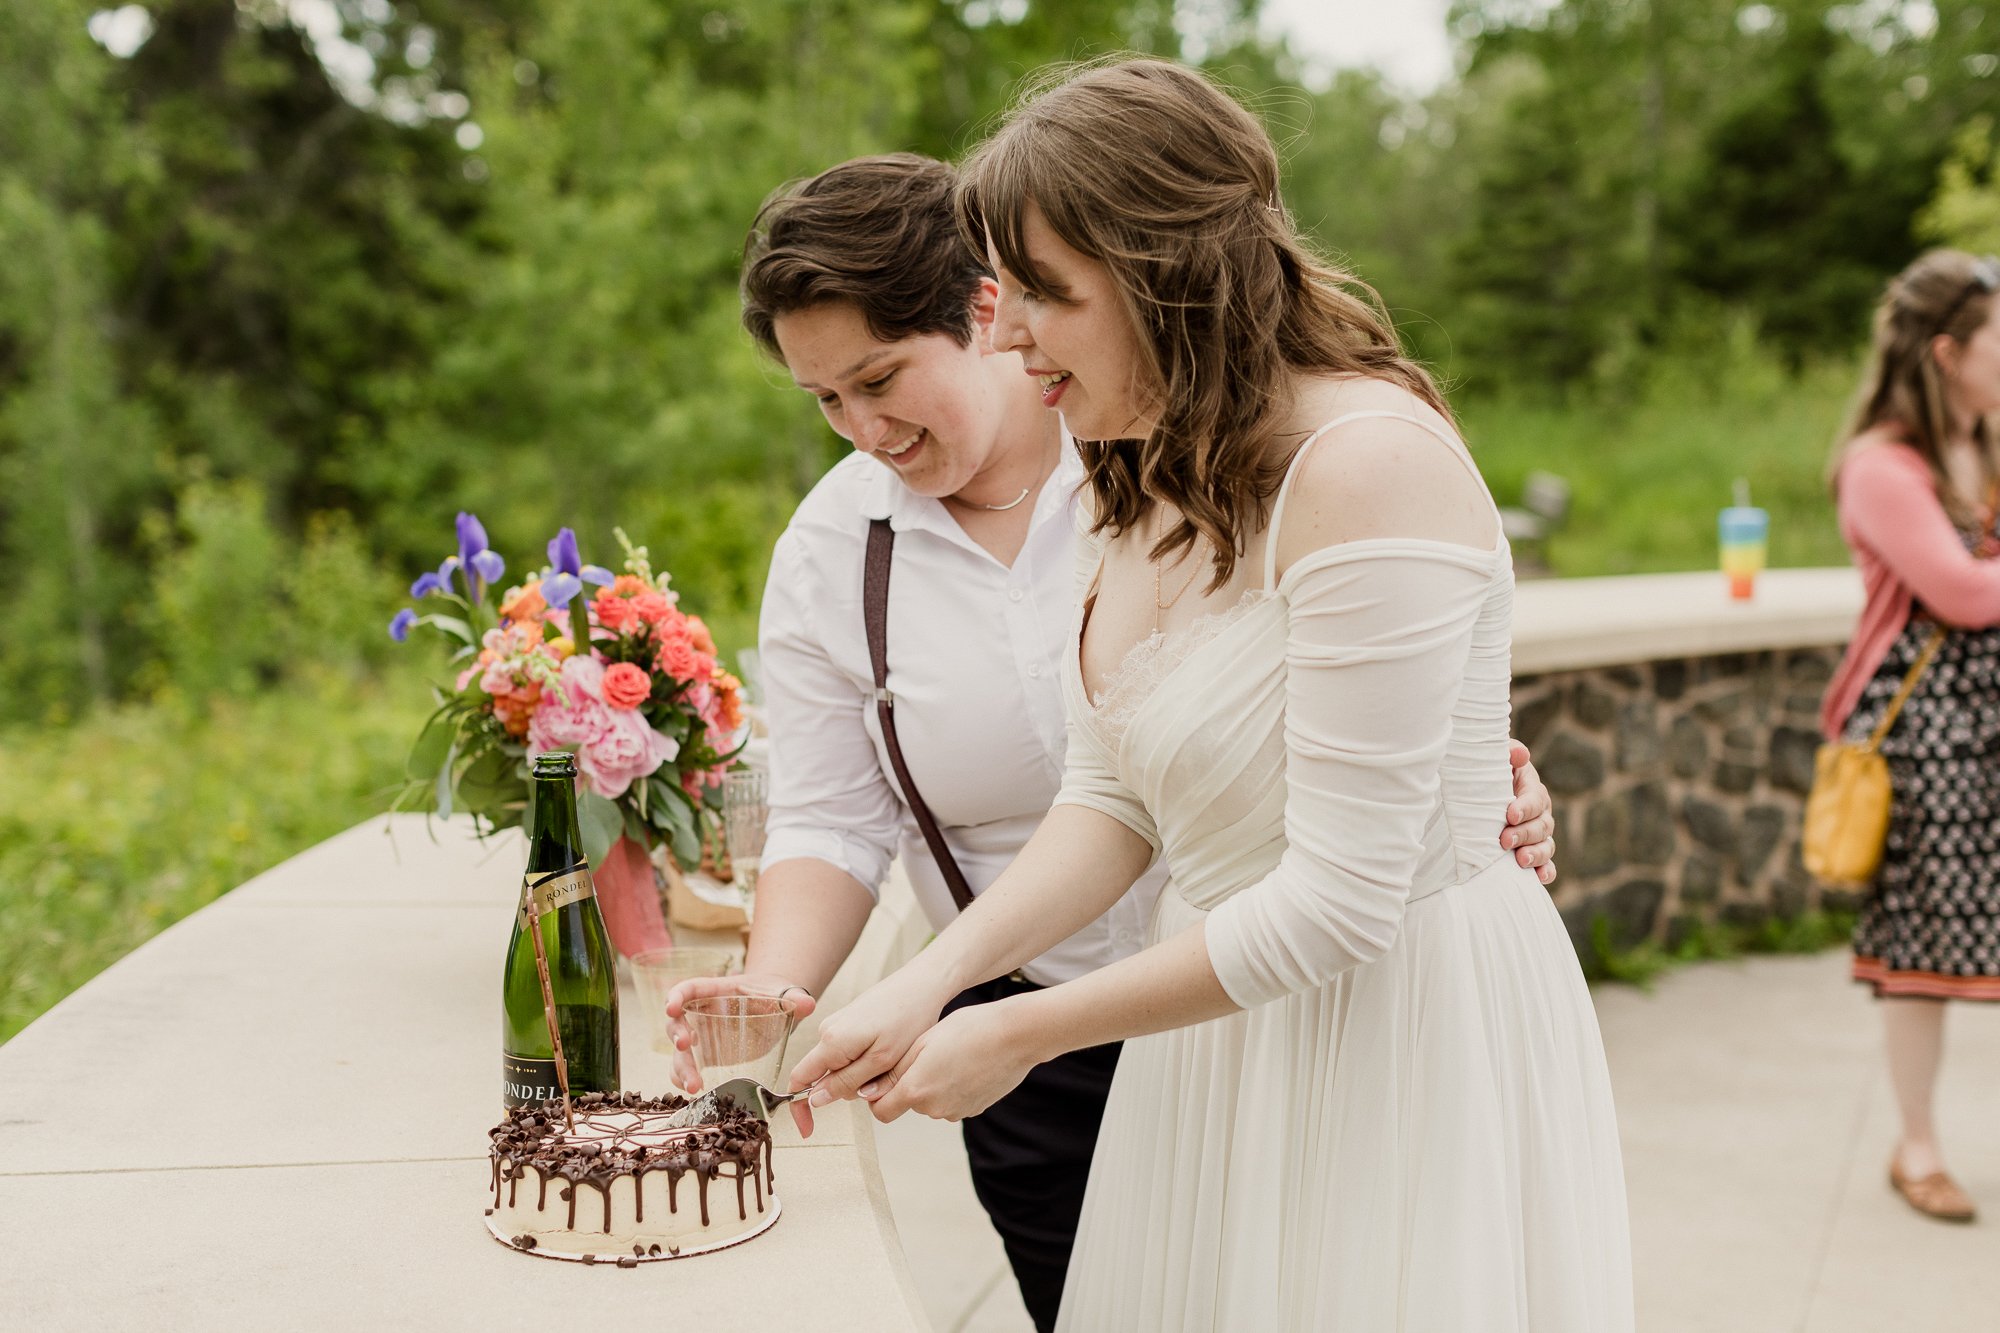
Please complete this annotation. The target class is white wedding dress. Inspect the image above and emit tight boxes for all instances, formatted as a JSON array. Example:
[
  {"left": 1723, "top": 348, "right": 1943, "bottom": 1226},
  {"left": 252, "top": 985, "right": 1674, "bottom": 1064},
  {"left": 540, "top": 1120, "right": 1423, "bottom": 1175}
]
[{"left": 1052, "top": 411, "right": 1633, "bottom": 1331}]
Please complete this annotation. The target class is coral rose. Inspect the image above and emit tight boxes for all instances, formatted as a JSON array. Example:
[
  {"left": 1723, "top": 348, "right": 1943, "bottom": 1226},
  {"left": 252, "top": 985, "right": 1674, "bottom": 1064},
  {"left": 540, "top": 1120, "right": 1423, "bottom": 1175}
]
[
  {"left": 630, "top": 591, "right": 676, "bottom": 626},
  {"left": 612, "top": 575, "right": 650, "bottom": 597},
  {"left": 687, "top": 615, "right": 718, "bottom": 657},
  {"left": 594, "top": 590, "right": 640, "bottom": 634},
  {"left": 601, "top": 661, "right": 652, "bottom": 710},
  {"left": 656, "top": 635, "right": 702, "bottom": 684}
]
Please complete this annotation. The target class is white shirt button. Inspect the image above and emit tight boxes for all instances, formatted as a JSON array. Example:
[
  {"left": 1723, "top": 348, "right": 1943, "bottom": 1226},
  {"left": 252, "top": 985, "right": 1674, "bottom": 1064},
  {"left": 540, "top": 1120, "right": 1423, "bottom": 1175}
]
[
  {"left": 1008, "top": 587, "right": 1025, "bottom": 603},
  {"left": 1027, "top": 663, "right": 1042, "bottom": 678}
]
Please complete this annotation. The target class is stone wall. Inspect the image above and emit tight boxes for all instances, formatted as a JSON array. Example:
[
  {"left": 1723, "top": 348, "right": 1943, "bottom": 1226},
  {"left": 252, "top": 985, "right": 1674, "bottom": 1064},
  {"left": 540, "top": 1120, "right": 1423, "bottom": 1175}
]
[{"left": 1513, "top": 645, "right": 1849, "bottom": 961}]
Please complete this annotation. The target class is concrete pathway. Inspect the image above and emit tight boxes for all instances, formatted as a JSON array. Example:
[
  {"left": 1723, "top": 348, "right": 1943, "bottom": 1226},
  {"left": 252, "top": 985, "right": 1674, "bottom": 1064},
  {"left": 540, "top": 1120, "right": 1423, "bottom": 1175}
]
[{"left": 875, "top": 950, "right": 1998, "bottom": 1332}]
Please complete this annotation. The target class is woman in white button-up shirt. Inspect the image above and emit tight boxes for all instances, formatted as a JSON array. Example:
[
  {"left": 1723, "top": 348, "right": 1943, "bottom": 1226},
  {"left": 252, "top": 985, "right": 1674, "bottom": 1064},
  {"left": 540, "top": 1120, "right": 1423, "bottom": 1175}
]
[{"left": 669, "top": 153, "right": 1557, "bottom": 1333}]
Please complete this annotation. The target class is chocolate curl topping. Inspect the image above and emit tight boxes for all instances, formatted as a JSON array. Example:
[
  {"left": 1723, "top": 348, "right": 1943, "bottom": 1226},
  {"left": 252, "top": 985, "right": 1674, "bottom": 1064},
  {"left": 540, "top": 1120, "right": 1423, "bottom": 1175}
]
[{"left": 525, "top": 898, "right": 575, "bottom": 1132}]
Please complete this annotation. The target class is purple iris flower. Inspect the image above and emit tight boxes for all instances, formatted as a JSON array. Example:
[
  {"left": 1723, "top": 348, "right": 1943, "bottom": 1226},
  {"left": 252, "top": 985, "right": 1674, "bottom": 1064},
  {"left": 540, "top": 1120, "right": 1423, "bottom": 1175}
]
[
  {"left": 410, "top": 571, "right": 448, "bottom": 599},
  {"left": 542, "top": 572, "right": 583, "bottom": 610},
  {"left": 389, "top": 608, "right": 417, "bottom": 642},
  {"left": 548, "top": 528, "right": 582, "bottom": 578},
  {"left": 456, "top": 512, "right": 488, "bottom": 569},
  {"left": 581, "top": 565, "right": 616, "bottom": 587},
  {"left": 471, "top": 549, "right": 505, "bottom": 585}
]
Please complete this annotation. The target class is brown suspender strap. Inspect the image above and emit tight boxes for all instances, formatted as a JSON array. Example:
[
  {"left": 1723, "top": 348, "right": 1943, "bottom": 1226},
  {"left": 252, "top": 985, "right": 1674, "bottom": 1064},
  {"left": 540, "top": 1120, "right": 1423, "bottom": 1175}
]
[{"left": 864, "top": 519, "right": 977, "bottom": 913}]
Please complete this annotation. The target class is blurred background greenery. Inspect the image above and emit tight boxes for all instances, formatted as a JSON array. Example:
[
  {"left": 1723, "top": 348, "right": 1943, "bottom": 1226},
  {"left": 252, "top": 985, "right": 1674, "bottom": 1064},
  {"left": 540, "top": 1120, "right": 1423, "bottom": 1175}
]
[{"left": 6, "top": 0, "right": 2000, "bottom": 1039}]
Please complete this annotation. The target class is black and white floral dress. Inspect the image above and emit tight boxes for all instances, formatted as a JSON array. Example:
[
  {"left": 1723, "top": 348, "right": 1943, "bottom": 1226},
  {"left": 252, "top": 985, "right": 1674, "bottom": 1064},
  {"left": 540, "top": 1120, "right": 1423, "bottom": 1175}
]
[{"left": 1845, "top": 516, "right": 2000, "bottom": 1001}]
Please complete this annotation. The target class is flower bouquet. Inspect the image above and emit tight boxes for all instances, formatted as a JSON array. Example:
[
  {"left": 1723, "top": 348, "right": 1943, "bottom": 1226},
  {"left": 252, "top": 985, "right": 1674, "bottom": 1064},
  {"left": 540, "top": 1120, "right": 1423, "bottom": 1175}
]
[{"left": 389, "top": 512, "right": 745, "bottom": 954}]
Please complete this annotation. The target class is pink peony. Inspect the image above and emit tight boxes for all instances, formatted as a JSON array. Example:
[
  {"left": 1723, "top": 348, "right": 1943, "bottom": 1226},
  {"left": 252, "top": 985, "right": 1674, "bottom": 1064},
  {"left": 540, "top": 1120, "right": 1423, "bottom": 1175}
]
[
  {"left": 527, "top": 657, "right": 677, "bottom": 799},
  {"left": 601, "top": 661, "right": 652, "bottom": 710}
]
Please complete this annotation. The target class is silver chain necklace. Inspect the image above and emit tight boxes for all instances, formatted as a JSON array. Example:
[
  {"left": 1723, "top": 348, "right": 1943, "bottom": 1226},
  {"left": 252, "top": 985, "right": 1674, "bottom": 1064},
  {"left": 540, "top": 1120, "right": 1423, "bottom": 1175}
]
[
  {"left": 953, "top": 433, "right": 1059, "bottom": 512},
  {"left": 961, "top": 486, "right": 1031, "bottom": 511}
]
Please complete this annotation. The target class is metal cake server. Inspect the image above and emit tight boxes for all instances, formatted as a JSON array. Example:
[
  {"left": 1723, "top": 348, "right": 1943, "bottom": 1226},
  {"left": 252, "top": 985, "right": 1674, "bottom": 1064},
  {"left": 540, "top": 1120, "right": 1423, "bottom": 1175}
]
[{"left": 664, "top": 1076, "right": 820, "bottom": 1128}]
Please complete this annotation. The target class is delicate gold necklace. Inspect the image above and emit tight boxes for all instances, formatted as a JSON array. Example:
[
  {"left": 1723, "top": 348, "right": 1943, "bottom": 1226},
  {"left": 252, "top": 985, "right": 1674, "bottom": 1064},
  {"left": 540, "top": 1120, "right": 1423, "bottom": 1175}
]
[{"left": 1153, "top": 546, "right": 1204, "bottom": 632}]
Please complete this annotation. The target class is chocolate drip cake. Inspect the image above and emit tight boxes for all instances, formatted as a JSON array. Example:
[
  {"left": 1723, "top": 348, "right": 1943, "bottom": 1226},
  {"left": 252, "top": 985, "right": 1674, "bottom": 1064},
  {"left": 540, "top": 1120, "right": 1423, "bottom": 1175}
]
[{"left": 487, "top": 1091, "right": 778, "bottom": 1263}]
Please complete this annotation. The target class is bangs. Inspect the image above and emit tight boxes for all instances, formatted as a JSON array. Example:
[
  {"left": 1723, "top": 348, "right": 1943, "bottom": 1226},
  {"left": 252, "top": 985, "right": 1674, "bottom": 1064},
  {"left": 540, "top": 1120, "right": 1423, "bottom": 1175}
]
[{"left": 954, "top": 122, "right": 1078, "bottom": 303}]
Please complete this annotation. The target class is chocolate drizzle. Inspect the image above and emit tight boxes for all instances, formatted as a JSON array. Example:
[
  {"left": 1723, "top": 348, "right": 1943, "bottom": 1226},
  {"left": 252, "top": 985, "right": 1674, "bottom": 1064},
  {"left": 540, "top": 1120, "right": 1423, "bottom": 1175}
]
[{"left": 487, "top": 1090, "right": 774, "bottom": 1244}]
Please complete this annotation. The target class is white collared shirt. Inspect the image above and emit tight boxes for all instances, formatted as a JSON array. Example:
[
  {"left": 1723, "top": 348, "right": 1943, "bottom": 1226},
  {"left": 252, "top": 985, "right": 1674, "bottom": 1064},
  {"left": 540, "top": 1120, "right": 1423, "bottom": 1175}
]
[{"left": 757, "top": 442, "right": 1165, "bottom": 986}]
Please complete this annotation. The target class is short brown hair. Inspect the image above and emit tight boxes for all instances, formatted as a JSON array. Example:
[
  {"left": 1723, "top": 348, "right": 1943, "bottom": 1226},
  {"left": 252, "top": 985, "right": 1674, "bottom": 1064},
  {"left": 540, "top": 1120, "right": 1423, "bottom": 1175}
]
[
  {"left": 741, "top": 153, "right": 988, "bottom": 359},
  {"left": 958, "top": 58, "right": 1450, "bottom": 590}
]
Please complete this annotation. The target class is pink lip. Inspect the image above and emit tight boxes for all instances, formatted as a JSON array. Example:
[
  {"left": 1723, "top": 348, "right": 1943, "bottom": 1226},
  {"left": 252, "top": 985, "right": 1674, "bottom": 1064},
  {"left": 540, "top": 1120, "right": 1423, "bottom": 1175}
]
[
  {"left": 1041, "top": 377, "right": 1069, "bottom": 409},
  {"left": 879, "top": 430, "right": 926, "bottom": 467}
]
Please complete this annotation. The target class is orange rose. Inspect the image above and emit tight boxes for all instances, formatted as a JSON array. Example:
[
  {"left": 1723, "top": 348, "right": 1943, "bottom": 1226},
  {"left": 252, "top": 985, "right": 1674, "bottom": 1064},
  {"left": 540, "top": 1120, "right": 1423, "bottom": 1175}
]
[
  {"left": 656, "top": 636, "right": 701, "bottom": 683},
  {"left": 499, "top": 580, "right": 547, "bottom": 624},
  {"left": 612, "top": 575, "right": 650, "bottom": 597},
  {"left": 631, "top": 592, "right": 676, "bottom": 626},
  {"left": 687, "top": 615, "right": 717, "bottom": 657},
  {"left": 601, "top": 661, "right": 652, "bottom": 710},
  {"left": 594, "top": 590, "right": 640, "bottom": 634}
]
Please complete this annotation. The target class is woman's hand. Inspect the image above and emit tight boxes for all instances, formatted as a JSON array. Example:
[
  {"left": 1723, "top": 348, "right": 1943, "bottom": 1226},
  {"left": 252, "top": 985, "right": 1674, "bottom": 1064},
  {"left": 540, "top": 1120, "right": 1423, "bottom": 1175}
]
[
  {"left": 1504, "top": 739, "right": 1558, "bottom": 884},
  {"left": 863, "top": 999, "right": 1038, "bottom": 1125},
  {"left": 783, "top": 962, "right": 960, "bottom": 1135},
  {"left": 663, "top": 973, "right": 818, "bottom": 1100}
]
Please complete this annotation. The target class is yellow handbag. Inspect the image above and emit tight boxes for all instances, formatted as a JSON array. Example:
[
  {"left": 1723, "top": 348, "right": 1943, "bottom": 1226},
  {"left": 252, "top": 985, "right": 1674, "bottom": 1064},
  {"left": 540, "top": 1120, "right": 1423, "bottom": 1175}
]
[{"left": 1803, "top": 623, "right": 1947, "bottom": 888}]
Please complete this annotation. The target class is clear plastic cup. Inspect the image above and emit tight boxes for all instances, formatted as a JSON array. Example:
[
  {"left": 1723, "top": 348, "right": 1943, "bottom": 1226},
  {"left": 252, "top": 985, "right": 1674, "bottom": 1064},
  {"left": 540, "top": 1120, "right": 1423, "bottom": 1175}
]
[{"left": 684, "top": 994, "right": 797, "bottom": 1091}]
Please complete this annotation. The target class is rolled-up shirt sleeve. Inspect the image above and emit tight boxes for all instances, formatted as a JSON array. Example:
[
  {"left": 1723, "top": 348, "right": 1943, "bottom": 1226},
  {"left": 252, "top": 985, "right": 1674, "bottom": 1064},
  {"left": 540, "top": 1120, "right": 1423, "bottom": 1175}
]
[
  {"left": 1204, "top": 546, "right": 1489, "bottom": 1009},
  {"left": 756, "top": 531, "right": 903, "bottom": 898}
]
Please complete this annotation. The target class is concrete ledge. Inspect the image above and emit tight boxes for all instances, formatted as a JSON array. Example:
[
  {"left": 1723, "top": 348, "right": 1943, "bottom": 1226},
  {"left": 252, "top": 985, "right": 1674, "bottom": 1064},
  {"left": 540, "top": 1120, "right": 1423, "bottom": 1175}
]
[{"left": 1513, "top": 567, "right": 1862, "bottom": 676}]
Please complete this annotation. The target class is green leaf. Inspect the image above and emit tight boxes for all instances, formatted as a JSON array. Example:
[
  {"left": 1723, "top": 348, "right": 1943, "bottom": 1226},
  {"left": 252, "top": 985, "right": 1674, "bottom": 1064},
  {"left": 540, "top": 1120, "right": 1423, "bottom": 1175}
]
[
  {"left": 418, "top": 613, "right": 474, "bottom": 646},
  {"left": 655, "top": 793, "right": 700, "bottom": 870},
  {"left": 621, "top": 802, "right": 650, "bottom": 847},
  {"left": 576, "top": 790, "right": 624, "bottom": 868},
  {"left": 434, "top": 737, "right": 458, "bottom": 820},
  {"left": 407, "top": 706, "right": 459, "bottom": 780},
  {"left": 455, "top": 746, "right": 518, "bottom": 816}
]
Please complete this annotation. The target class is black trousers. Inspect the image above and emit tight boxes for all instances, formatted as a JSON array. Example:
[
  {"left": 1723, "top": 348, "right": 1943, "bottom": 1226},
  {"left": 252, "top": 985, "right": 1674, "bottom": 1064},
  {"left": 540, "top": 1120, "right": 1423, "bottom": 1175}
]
[{"left": 944, "top": 974, "right": 1122, "bottom": 1333}]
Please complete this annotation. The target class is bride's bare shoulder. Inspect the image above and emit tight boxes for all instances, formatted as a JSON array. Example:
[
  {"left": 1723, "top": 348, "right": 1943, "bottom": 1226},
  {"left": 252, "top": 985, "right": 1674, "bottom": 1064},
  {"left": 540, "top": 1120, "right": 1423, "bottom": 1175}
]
[{"left": 1271, "top": 379, "right": 1496, "bottom": 570}]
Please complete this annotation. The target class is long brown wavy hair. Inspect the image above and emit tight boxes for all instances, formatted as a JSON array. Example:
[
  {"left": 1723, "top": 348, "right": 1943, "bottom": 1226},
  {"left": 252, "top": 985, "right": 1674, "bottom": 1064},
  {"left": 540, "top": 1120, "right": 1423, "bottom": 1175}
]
[
  {"left": 955, "top": 57, "right": 1451, "bottom": 588},
  {"left": 1832, "top": 248, "right": 2000, "bottom": 529}
]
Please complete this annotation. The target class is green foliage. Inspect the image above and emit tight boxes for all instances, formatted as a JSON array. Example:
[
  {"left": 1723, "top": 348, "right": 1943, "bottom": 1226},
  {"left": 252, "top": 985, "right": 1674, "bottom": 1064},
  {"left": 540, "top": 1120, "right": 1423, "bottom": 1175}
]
[
  {"left": 1919, "top": 116, "right": 2000, "bottom": 252},
  {"left": 1465, "top": 336, "right": 1854, "bottom": 575},
  {"left": 1585, "top": 908, "right": 1857, "bottom": 989},
  {"left": 0, "top": 668, "right": 431, "bottom": 1043}
]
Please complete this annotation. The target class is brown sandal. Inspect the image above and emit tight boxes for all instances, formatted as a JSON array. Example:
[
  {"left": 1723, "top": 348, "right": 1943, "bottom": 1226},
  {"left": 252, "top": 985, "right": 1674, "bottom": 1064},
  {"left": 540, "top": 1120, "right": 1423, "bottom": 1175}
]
[{"left": 1890, "top": 1160, "right": 1979, "bottom": 1223}]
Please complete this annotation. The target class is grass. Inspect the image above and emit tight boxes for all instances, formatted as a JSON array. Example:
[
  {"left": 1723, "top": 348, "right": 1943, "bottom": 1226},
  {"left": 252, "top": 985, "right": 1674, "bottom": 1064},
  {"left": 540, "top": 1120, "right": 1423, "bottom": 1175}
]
[
  {"left": 1464, "top": 355, "right": 1854, "bottom": 576},
  {"left": 1587, "top": 909, "right": 1857, "bottom": 989},
  {"left": 0, "top": 667, "right": 432, "bottom": 1043}
]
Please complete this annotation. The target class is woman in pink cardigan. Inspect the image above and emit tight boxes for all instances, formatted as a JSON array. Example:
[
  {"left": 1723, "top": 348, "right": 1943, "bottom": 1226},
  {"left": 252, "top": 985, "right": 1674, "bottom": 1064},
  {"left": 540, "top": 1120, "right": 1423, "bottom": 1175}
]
[{"left": 1823, "top": 249, "right": 2000, "bottom": 1225}]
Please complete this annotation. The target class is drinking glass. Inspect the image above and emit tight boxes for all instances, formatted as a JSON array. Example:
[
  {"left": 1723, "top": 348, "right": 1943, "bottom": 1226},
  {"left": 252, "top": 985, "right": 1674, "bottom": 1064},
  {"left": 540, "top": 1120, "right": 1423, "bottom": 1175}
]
[
  {"left": 629, "top": 946, "right": 740, "bottom": 1058},
  {"left": 722, "top": 768, "right": 768, "bottom": 923},
  {"left": 684, "top": 994, "right": 797, "bottom": 1090}
]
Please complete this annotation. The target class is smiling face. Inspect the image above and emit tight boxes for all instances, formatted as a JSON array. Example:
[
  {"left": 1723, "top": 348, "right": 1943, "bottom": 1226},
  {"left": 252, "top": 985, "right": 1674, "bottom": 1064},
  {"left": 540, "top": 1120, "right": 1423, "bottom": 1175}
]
[
  {"left": 773, "top": 293, "right": 1014, "bottom": 498},
  {"left": 984, "top": 202, "right": 1154, "bottom": 441}
]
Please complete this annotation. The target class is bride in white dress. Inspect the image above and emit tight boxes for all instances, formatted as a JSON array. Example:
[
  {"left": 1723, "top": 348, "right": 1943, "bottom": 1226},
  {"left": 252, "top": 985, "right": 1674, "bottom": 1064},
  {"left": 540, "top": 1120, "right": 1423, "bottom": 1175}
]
[{"left": 788, "top": 58, "right": 1634, "bottom": 1331}]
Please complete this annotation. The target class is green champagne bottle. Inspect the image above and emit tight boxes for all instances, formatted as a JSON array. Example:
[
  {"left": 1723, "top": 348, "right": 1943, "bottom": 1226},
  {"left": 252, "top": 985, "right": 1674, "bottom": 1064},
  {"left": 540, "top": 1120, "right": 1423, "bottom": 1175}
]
[{"left": 501, "top": 751, "right": 621, "bottom": 1108}]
